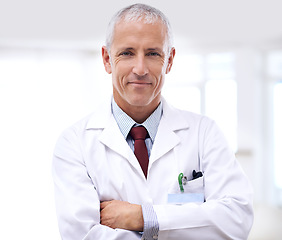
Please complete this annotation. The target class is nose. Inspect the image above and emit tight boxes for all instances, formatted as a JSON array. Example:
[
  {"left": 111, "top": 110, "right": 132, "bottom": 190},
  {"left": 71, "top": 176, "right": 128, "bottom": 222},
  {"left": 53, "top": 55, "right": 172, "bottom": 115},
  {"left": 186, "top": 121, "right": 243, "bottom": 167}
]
[{"left": 132, "top": 55, "right": 149, "bottom": 76}]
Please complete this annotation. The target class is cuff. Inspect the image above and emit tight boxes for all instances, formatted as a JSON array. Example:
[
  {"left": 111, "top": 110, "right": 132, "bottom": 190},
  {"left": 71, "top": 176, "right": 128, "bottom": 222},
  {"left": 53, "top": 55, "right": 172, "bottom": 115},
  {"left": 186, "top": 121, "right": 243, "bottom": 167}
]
[{"left": 141, "top": 204, "right": 159, "bottom": 240}]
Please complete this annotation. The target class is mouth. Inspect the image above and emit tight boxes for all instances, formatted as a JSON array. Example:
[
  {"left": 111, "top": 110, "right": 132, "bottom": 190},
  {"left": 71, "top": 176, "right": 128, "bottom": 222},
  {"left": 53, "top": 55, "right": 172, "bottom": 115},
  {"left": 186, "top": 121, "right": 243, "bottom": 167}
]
[
  {"left": 128, "top": 81, "right": 151, "bottom": 86},
  {"left": 127, "top": 82, "right": 152, "bottom": 90}
]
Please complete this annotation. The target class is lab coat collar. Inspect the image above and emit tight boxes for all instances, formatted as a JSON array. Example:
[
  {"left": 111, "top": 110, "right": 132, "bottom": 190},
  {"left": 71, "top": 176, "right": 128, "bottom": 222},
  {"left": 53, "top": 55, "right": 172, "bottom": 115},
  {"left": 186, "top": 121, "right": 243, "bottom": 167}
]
[
  {"left": 85, "top": 96, "right": 190, "bottom": 132},
  {"left": 85, "top": 96, "right": 190, "bottom": 173},
  {"left": 85, "top": 97, "right": 112, "bottom": 130}
]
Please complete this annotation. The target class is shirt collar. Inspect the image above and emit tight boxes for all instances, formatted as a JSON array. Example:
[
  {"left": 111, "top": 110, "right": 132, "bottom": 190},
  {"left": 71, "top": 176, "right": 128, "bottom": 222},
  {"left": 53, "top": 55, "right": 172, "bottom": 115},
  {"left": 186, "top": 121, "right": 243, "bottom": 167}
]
[{"left": 112, "top": 99, "right": 163, "bottom": 142}]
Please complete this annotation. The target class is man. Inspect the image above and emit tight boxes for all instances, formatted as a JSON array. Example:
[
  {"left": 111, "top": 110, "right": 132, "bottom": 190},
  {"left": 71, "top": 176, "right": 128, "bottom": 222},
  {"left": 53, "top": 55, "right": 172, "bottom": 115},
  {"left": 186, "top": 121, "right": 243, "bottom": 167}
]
[{"left": 53, "top": 3, "right": 253, "bottom": 240}]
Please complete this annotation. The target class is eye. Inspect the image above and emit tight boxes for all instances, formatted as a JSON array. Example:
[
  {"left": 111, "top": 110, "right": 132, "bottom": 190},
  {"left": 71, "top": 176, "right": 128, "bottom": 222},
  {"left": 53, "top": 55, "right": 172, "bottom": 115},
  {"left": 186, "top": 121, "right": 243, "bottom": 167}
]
[
  {"left": 146, "top": 52, "right": 161, "bottom": 57},
  {"left": 119, "top": 51, "right": 133, "bottom": 56}
]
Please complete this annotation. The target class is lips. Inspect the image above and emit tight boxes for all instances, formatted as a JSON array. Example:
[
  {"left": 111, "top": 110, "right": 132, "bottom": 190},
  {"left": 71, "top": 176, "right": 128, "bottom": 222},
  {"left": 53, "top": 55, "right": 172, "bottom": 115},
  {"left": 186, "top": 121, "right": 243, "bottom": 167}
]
[
  {"left": 128, "top": 82, "right": 152, "bottom": 91},
  {"left": 128, "top": 81, "right": 151, "bottom": 85}
]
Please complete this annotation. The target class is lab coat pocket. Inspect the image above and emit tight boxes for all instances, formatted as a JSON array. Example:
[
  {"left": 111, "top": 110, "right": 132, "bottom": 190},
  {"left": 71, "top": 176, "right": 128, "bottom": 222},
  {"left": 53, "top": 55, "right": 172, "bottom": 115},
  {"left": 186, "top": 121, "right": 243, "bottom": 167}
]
[
  {"left": 185, "top": 176, "right": 204, "bottom": 193},
  {"left": 167, "top": 176, "right": 204, "bottom": 205}
]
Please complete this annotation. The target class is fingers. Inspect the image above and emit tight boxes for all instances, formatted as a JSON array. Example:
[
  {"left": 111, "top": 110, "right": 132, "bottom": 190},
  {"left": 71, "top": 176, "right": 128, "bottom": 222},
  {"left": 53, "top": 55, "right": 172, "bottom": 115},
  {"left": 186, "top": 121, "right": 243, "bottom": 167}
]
[
  {"left": 99, "top": 200, "right": 144, "bottom": 231},
  {"left": 100, "top": 200, "right": 121, "bottom": 229},
  {"left": 100, "top": 200, "right": 112, "bottom": 210}
]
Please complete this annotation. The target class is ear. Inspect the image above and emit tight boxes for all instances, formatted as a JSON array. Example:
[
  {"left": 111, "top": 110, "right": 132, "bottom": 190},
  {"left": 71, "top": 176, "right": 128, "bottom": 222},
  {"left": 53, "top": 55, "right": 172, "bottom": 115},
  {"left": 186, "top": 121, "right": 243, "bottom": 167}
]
[
  {"left": 165, "top": 47, "right": 176, "bottom": 74},
  {"left": 102, "top": 46, "right": 112, "bottom": 74}
]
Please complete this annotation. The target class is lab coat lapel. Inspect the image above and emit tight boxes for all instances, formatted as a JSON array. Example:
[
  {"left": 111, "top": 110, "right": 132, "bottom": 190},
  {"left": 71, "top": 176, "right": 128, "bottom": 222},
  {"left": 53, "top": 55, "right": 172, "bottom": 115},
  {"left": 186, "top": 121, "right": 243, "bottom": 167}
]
[
  {"left": 150, "top": 99, "right": 189, "bottom": 164},
  {"left": 150, "top": 120, "right": 180, "bottom": 163},
  {"left": 99, "top": 115, "right": 130, "bottom": 158},
  {"left": 99, "top": 117, "right": 143, "bottom": 175},
  {"left": 86, "top": 99, "right": 141, "bottom": 173}
]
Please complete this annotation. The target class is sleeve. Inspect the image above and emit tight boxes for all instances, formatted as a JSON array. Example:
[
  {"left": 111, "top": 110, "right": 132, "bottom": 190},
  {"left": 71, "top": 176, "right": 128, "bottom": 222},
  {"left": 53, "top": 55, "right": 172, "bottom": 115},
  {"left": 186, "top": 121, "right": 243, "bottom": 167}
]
[
  {"left": 153, "top": 119, "right": 254, "bottom": 240},
  {"left": 52, "top": 127, "right": 142, "bottom": 240}
]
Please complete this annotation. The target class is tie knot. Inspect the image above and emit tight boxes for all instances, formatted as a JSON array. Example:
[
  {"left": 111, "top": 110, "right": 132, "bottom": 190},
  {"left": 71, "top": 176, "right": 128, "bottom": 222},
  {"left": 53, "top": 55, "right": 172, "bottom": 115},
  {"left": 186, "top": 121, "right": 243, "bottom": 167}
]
[{"left": 130, "top": 126, "right": 148, "bottom": 141}]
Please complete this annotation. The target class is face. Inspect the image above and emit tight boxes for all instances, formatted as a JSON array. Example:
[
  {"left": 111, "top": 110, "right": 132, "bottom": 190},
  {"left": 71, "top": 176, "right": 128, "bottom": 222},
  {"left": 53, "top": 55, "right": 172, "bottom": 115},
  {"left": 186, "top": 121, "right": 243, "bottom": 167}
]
[{"left": 102, "top": 19, "right": 175, "bottom": 115}]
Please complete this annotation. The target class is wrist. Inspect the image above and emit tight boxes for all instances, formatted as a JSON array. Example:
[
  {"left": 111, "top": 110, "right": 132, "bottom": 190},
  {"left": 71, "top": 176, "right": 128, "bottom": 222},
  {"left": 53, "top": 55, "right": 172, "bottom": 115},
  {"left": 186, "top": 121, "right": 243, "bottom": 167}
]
[{"left": 127, "top": 204, "right": 144, "bottom": 231}]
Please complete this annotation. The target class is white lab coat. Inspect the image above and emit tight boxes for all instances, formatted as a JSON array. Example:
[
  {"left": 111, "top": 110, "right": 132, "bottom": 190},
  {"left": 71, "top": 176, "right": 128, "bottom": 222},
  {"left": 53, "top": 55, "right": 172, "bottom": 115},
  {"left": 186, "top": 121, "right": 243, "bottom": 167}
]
[{"left": 52, "top": 97, "right": 253, "bottom": 240}]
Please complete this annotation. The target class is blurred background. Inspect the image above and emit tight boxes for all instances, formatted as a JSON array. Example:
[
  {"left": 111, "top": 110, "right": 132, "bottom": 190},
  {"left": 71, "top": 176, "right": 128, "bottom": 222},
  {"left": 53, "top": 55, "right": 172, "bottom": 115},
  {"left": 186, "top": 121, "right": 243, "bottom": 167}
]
[{"left": 0, "top": 0, "right": 281, "bottom": 239}]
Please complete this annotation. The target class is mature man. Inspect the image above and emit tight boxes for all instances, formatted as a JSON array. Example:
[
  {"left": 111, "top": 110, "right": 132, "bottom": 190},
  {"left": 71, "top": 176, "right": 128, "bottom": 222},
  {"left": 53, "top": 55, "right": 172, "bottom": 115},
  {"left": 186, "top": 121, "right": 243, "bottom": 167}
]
[{"left": 53, "top": 4, "right": 253, "bottom": 240}]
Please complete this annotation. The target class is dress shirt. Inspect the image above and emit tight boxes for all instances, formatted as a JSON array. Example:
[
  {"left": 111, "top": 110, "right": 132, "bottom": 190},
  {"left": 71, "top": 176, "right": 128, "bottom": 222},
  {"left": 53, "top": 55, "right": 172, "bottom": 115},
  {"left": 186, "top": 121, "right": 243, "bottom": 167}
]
[{"left": 112, "top": 99, "right": 161, "bottom": 240}]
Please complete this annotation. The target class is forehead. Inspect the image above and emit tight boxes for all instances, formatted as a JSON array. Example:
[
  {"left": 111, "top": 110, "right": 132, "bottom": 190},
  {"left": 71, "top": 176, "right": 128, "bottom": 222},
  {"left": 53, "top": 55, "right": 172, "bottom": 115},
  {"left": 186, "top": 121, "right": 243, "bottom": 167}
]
[{"left": 111, "top": 19, "right": 168, "bottom": 49}]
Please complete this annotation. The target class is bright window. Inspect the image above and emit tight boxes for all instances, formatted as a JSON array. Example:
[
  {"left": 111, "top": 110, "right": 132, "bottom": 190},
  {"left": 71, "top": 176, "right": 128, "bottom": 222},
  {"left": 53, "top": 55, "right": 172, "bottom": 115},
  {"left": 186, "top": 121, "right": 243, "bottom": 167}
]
[
  {"left": 205, "top": 53, "right": 237, "bottom": 151},
  {"left": 267, "top": 50, "right": 282, "bottom": 189},
  {"left": 163, "top": 85, "right": 201, "bottom": 113},
  {"left": 274, "top": 82, "right": 282, "bottom": 188},
  {"left": 205, "top": 79, "right": 237, "bottom": 151}
]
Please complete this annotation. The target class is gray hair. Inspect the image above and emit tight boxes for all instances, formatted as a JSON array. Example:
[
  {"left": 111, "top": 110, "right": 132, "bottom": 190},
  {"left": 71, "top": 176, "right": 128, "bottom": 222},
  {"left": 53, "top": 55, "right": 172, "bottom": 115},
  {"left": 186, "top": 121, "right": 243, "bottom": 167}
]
[{"left": 105, "top": 3, "right": 173, "bottom": 52}]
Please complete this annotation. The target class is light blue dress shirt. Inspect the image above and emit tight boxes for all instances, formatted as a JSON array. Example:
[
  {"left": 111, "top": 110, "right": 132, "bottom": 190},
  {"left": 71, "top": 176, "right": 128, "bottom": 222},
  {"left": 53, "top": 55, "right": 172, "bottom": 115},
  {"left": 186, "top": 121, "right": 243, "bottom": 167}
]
[{"left": 112, "top": 99, "right": 161, "bottom": 240}]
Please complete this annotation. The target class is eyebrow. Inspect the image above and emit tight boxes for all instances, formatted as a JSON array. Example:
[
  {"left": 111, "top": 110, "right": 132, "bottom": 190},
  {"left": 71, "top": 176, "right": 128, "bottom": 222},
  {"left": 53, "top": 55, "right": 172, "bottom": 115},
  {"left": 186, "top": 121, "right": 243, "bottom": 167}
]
[
  {"left": 147, "top": 48, "right": 166, "bottom": 55},
  {"left": 147, "top": 48, "right": 162, "bottom": 51},
  {"left": 117, "top": 47, "right": 134, "bottom": 52},
  {"left": 115, "top": 47, "right": 165, "bottom": 56},
  {"left": 117, "top": 47, "right": 163, "bottom": 51}
]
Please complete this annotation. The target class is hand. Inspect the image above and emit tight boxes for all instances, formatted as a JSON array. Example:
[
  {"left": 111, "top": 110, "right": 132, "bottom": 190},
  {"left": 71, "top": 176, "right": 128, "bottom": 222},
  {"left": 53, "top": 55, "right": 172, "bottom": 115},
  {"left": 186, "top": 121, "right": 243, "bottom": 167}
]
[{"left": 100, "top": 200, "right": 144, "bottom": 232}]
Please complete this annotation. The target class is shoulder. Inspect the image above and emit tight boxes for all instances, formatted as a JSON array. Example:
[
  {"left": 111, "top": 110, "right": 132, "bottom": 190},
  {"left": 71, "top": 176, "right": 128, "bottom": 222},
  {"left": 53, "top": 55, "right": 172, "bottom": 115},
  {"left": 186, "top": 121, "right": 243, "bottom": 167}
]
[{"left": 58, "top": 99, "right": 112, "bottom": 140}]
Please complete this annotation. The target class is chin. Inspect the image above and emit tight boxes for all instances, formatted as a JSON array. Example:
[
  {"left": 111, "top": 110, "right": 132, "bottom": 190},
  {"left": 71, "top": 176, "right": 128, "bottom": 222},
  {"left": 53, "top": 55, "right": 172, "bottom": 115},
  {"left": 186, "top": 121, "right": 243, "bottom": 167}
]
[
  {"left": 129, "top": 100, "right": 150, "bottom": 107},
  {"left": 128, "top": 96, "right": 158, "bottom": 108}
]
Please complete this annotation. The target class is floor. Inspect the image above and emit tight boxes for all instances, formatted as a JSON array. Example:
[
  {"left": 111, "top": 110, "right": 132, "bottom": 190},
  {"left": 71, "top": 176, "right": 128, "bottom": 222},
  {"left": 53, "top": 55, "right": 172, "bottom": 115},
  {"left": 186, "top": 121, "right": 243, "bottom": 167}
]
[{"left": 248, "top": 204, "right": 282, "bottom": 240}]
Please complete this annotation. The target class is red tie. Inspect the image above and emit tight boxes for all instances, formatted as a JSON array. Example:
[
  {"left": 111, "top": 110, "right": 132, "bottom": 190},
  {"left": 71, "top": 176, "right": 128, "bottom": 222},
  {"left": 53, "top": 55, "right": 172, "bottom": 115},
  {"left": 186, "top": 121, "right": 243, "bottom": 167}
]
[{"left": 130, "top": 126, "right": 149, "bottom": 178}]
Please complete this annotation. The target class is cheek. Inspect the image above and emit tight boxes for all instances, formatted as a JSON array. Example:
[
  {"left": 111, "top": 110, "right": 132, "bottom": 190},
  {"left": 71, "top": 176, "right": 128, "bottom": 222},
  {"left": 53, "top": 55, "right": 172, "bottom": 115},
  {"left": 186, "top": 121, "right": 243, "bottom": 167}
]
[
  {"left": 111, "top": 65, "right": 128, "bottom": 89},
  {"left": 151, "top": 62, "right": 167, "bottom": 81},
  {"left": 156, "top": 58, "right": 168, "bottom": 74},
  {"left": 113, "top": 61, "right": 131, "bottom": 77}
]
